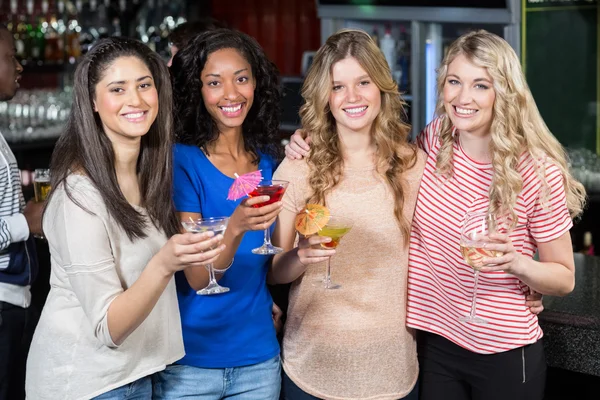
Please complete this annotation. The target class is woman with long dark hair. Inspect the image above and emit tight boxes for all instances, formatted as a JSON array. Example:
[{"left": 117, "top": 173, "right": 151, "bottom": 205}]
[
  {"left": 152, "top": 29, "right": 283, "bottom": 399},
  {"left": 25, "top": 37, "right": 224, "bottom": 399}
]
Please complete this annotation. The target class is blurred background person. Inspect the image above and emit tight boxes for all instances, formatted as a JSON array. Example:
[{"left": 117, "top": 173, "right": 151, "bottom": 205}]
[{"left": 0, "top": 23, "right": 44, "bottom": 400}]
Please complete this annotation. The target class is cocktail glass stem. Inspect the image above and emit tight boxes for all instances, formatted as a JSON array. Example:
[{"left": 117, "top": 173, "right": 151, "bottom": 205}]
[
  {"left": 197, "top": 262, "right": 230, "bottom": 295},
  {"left": 468, "top": 271, "right": 480, "bottom": 319},
  {"left": 252, "top": 227, "right": 283, "bottom": 255},
  {"left": 264, "top": 228, "right": 273, "bottom": 247},
  {"left": 460, "top": 270, "right": 486, "bottom": 324},
  {"left": 324, "top": 256, "right": 340, "bottom": 289}
]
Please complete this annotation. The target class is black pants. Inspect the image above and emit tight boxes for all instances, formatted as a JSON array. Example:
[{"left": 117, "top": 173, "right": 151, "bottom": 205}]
[
  {"left": 0, "top": 301, "right": 29, "bottom": 400},
  {"left": 417, "top": 330, "right": 546, "bottom": 400},
  {"left": 281, "top": 370, "right": 419, "bottom": 400}
]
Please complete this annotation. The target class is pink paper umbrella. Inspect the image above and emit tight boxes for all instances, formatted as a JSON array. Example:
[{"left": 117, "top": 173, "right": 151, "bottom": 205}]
[{"left": 227, "top": 170, "right": 263, "bottom": 200}]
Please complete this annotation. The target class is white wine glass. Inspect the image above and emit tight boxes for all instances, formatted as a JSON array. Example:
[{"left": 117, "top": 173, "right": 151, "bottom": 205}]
[{"left": 459, "top": 212, "right": 503, "bottom": 324}]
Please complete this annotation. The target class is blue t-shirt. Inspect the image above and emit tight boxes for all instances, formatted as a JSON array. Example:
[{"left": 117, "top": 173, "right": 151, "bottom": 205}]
[{"left": 172, "top": 143, "right": 280, "bottom": 368}]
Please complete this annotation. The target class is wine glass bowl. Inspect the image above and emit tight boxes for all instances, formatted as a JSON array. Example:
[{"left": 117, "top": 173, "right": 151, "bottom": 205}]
[
  {"left": 249, "top": 180, "right": 289, "bottom": 255},
  {"left": 181, "top": 217, "right": 229, "bottom": 295}
]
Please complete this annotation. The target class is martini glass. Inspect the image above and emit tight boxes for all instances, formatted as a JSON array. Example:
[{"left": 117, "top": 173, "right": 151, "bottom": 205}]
[
  {"left": 181, "top": 217, "right": 229, "bottom": 295},
  {"left": 317, "top": 215, "right": 354, "bottom": 289},
  {"left": 248, "top": 180, "right": 289, "bottom": 255},
  {"left": 458, "top": 212, "right": 504, "bottom": 324}
]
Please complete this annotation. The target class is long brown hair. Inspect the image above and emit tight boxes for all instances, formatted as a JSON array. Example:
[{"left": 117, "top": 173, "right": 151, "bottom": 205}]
[
  {"left": 47, "top": 37, "right": 179, "bottom": 239},
  {"left": 301, "top": 29, "right": 417, "bottom": 243}
]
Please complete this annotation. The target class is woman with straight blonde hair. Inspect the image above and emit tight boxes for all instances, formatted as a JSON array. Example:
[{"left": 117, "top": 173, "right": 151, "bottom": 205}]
[
  {"left": 406, "top": 30, "right": 585, "bottom": 400},
  {"left": 270, "top": 28, "right": 425, "bottom": 399}
]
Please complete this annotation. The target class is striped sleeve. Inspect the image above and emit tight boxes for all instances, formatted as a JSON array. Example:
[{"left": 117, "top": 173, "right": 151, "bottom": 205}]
[
  {"left": 0, "top": 218, "right": 10, "bottom": 251},
  {"left": 416, "top": 117, "right": 442, "bottom": 155},
  {"left": 529, "top": 163, "right": 573, "bottom": 243}
]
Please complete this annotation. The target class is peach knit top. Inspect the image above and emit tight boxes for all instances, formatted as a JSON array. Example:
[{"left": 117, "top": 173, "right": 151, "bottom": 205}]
[{"left": 273, "top": 150, "right": 426, "bottom": 400}]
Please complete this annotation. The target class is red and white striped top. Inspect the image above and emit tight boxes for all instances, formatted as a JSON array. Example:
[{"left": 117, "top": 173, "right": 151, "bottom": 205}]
[{"left": 406, "top": 117, "right": 573, "bottom": 354}]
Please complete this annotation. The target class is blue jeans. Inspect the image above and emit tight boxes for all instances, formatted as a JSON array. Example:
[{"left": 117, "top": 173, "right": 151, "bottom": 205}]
[
  {"left": 92, "top": 375, "right": 152, "bottom": 399},
  {"left": 153, "top": 355, "right": 281, "bottom": 399}
]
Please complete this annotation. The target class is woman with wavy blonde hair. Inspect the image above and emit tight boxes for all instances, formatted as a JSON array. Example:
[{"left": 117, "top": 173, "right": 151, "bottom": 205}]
[
  {"left": 270, "top": 29, "right": 426, "bottom": 400},
  {"left": 405, "top": 30, "right": 585, "bottom": 400}
]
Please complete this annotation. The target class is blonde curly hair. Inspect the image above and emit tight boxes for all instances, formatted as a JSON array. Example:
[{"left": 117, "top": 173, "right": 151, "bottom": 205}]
[
  {"left": 300, "top": 29, "right": 417, "bottom": 242},
  {"left": 434, "top": 30, "right": 585, "bottom": 223}
]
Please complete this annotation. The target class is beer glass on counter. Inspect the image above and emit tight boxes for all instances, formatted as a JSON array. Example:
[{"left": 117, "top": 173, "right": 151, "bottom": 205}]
[{"left": 33, "top": 169, "right": 51, "bottom": 239}]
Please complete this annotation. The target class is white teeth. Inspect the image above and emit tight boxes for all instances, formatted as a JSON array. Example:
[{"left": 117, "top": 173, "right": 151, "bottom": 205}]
[
  {"left": 455, "top": 107, "right": 477, "bottom": 115},
  {"left": 344, "top": 106, "right": 367, "bottom": 114},
  {"left": 124, "top": 112, "right": 144, "bottom": 119},
  {"left": 220, "top": 104, "right": 242, "bottom": 112}
]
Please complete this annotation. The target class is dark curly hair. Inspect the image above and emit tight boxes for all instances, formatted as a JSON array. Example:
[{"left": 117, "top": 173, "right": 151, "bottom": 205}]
[
  {"left": 170, "top": 28, "right": 282, "bottom": 163},
  {"left": 168, "top": 18, "right": 226, "bottom": 50}
]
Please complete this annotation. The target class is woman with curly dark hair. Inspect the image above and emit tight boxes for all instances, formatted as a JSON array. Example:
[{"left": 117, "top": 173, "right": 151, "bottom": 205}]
[{"left": 152, "top": 29, "right": 283, "bottom": 399}]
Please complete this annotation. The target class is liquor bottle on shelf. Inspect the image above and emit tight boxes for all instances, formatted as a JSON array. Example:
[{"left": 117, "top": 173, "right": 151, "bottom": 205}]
[
  {"left": 45, "top": 15, "right": 64, "bottom": 64},
  {"left": 65, "top": 4, "right": 82, "bottom": 63},
  {"left": 396, "top": 26, "right": 410, "bottom": 93},
  {"left": 380, "top": 25, "right": 396, "bottom": 77},
  {"left": 31, "top": 16, "right": 46, "bottom": 64},
  {"left": 15, "top": 14, "right": 28, "bottom": 61},
  {"left": 371, "top": 26, "right": 379, "bottom": 48}
]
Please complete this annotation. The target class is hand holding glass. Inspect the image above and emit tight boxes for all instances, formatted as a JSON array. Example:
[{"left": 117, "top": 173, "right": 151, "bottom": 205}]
[
  {"left": 33, "top": 169, "right": 51, "bottom": 239},
  {"left": 181, "top": 217, "right": 229, "bottom": 295},
  {"left": 249, "top": 180, "right": 289, "bottom": 255}
]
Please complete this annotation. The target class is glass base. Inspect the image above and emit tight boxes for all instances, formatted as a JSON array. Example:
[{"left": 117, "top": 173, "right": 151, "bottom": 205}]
[
  {"left": 324, "top": 278, "right": 341, "bottom": 290},
  {"left": 197, "top": 283, "right": 230, "bottom": 296},
  {"left": 459, "top": 315, "right": 487, "bottom": 324},
  {"left": 251, "top": 243, "right": 284, "bottom": 255}
]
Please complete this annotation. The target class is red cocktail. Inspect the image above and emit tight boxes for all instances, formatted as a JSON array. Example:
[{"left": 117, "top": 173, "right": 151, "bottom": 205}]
[
  {"left": 248, "top": 185, "right": 286, "bottom": 207},
  {"left": 250, "top": 180, "right": 289, "bottom": 255}
]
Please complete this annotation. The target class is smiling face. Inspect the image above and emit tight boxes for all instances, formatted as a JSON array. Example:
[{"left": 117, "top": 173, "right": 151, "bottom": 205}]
[
  {"left": 328, "top": 56, "right": 381, "bottom": 137},
  {"left": 93, "top": 56, "right": 159, "bottom": 144},
  {"left": 443, "top": 54, "right": 496, "bottom": 138},
  {"left": 200, "top": 48, "right": 255, "bottom": 134},
  {"left": 0, "top": 29, "right": 23, "bottom": 101}
]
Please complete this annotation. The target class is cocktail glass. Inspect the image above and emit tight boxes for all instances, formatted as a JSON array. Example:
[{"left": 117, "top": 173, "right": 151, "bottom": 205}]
[
  {"left": 317, "top": 215, "right": 353, "bottom": 289},
  {"left": 181, "top": 217, "right": 229, "bottom": 295},
  {"left": 249, "top": 180, "right": 289, "bottom": 255}
]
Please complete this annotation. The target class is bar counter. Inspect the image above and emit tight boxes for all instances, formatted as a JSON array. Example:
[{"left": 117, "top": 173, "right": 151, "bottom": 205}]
[{"left": 540, "top": 253, "right": 600, "bottom": 377}]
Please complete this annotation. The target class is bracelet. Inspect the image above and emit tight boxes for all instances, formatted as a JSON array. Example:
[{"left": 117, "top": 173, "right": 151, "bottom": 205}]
[{"left": 213, "top": 258, "right": 234, "bottom": 274}]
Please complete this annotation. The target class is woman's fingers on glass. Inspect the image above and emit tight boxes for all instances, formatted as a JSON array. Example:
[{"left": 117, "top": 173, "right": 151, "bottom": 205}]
[
  {"left": 179, "top": 231, "right": 215, "bottom": 244},
  {"left": 482, "top": 241, "right": 506, "bottom": 253},
  {"left": 487, "top": 232, "right": 509, "bottom": 242},
  {"left": 298, "top": 249, "right": 335, "bottom": 265},
  {"left": 179, "top": 234, "right": 224, "bottom": 255},
  {"left": 260, "top": 216, "right": 278, "bottom": 231},
  {"left": 244, "top": 195, "right": 271, "bottom": 207},
  {"left": 187, "top": 244, "right": 226, "bottom": 265},
  {"left": 255, "top": 201, "right": 283, "bottom": 214}
]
